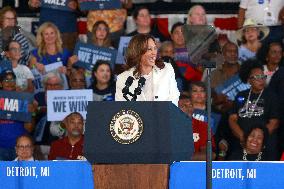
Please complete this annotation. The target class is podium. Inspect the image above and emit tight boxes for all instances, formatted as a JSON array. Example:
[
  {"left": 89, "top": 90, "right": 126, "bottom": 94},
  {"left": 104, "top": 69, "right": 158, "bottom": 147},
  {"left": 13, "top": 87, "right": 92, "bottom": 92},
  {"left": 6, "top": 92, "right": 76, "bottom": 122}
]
[{"left": 85, "top": 102, "right": 193, "bottom": 188}]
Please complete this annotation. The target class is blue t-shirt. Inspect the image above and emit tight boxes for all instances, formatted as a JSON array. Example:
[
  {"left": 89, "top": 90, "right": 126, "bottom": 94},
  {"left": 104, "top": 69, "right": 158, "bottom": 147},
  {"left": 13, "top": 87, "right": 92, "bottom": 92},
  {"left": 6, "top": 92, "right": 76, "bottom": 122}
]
[
  {"left": 0, "top": 120, "right": 27, "bottom": 148},
  {"left": 31, "top": 48, "right": 71, "bottom": 66},
  {"left": 40, "top": 8, "right": 77, "bottom": 33}
]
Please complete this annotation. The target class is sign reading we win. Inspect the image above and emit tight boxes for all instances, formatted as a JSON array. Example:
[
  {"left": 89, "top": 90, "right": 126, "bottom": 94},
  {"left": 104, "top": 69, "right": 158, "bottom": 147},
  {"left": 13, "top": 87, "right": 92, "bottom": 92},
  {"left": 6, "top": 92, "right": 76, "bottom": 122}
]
[{"left": 47, "top": 90, "right": 93, "bottom": 121}]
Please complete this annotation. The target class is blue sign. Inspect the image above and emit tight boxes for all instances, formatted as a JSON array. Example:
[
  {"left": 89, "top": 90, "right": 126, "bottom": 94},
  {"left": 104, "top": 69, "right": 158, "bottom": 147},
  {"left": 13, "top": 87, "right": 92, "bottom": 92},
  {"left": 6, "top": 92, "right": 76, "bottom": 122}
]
[
  {"left": 41, "top": 0, "right": 75, "bottom": 12},
  {"left": 0, "top": 161, "right": 94, "bottom": 189},
  {"left": 116, "top": 36, "right": 131, "bottom": 64},
  {"left": 0, "top": 59, "right": 12, "bottom": 74},
  {"left": 192, "top": 109, "right": 221, "bottom": 134},
  {"left": 170, "top": 161, "right": 284, "bottom": 189},
  {"left": 79, "top": 0, "right": 121, "bottom": 11},
  {"left": 0, "top": 90, "right": 33, "bottom": 122},
  {"left": 215, "top": 74, "right": 250, "bottom": 101},
  {"left": 74, "top": 42, "right": 117, "bottom": 71}
]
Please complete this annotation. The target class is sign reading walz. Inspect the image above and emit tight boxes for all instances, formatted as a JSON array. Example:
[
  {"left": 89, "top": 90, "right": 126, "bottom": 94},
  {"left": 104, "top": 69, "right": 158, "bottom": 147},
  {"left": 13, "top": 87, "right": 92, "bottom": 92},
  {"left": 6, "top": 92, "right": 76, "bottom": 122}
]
[
  {"left": 78, "top": 0, "right": 121, "bottom": 11},
  {"left": 41, "top": 0, "right": 75, "bottom": 12},
  {"left": 0, "top": 91, "right": 33, "bottom": 122},
  {"left": 74, "top": 42, "right": 117, "bottom": 71}
]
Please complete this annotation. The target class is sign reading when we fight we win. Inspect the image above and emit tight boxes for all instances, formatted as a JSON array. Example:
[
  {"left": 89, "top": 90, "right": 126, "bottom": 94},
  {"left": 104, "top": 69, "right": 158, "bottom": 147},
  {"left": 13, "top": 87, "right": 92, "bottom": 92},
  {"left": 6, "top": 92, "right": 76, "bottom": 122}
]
[
  {"left": 74, "top": 42, "right": 117, "bottom": 71},
  {"left": 47, "top": 89, "right": 93, "bottom": 121},
  {"left": 0, "top": 91, "right": 33, "bottom": 122}
]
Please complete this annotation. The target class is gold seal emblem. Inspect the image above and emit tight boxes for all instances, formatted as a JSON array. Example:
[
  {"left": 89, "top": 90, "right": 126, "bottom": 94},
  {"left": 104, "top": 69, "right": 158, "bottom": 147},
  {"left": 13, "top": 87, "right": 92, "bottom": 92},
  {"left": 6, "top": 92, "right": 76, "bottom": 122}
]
[{"left": 110, "top": 110, "right": 143, "bottom": 144}]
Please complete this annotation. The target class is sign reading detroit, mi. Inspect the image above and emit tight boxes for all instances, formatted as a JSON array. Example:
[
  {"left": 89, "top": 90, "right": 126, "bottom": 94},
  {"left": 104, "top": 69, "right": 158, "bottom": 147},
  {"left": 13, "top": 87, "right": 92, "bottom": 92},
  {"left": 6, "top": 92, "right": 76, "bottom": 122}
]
[
  {"left": 74, "top": 42, "right": 117, "bottom": 71},
  {"left": 47, "top": 89, "right": 93, "bottom": 121},
  {"left": 0, "top": 91, "right": 33, "bottom": 122}
]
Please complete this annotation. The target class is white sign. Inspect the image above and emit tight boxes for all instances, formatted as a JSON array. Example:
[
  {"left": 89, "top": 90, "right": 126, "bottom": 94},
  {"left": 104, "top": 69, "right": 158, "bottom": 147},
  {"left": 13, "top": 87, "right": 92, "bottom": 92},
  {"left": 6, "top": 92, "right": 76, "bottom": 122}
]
[{"left": 47, "top": 89, "right": 93, "bottom": 121}]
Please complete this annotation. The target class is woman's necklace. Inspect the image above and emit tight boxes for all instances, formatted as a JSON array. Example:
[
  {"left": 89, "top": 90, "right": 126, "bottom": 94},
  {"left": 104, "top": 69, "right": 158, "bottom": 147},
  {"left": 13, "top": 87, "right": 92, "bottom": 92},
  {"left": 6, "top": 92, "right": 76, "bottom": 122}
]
[
  {"left": 243, "top": 149, "right": 262, "bottom": 161},
  {"left": 245, "top": 89, "right": 263, "bottom": 118}
]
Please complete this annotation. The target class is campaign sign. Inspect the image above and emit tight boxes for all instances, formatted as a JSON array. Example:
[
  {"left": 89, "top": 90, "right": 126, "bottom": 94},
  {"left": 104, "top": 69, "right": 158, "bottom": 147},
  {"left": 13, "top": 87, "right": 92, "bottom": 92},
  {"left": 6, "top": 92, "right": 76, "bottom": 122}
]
[
  {"left": 41, "top": 0, "right": 74, "bottom": 12},
  {"left": 74, "top": 42, "right": 117, "bottom": 71},
  {"left": 47, "top": 89, "right": 93, "bottom": 121},
  {"left": 192, "top": 109, "right": 221, "bottom": 134},
  {"left": 215, "top": 74, "right": 250, "bottom": 101},
  {"left": 44, "top": 62, "right": 69, "bottom": 90},
  {"left": 116, "top": 36, "right": 131, "bottom": 64},
  {"left": 0, "top": 59, "right": 12, "bottom": 74},
  {"left": 78, "top": 0, "right": 121, "bottom": 11},
  {"left": 0, "top": 161, "right": 94, "bottom": 189},
  {"left": 170, "top": 161, "right": 284, "bottom": 189},
  {"left": 0, "top": 91, "right": 33, "bottom": 122},
  {"left": 31, "top": 68, "right": 44, "bottom": 95}
]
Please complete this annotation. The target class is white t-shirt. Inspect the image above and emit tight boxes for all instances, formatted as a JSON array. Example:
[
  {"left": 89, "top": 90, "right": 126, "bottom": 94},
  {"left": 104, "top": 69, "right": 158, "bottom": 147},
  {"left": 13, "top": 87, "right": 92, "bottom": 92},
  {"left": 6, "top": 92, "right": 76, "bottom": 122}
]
[
  {"left": 13, "top": 64, "right": 34, "bottom": 90},
  {"left": 240, "top": 0, "right": 284, "bottom": 26}
]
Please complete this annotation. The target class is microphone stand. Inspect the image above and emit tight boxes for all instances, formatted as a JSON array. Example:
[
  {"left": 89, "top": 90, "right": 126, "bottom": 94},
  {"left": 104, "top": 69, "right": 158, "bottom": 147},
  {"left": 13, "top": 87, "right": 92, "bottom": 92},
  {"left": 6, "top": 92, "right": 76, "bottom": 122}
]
[{"left": 204, "top": 61, "right": 216, "bottom": 189}]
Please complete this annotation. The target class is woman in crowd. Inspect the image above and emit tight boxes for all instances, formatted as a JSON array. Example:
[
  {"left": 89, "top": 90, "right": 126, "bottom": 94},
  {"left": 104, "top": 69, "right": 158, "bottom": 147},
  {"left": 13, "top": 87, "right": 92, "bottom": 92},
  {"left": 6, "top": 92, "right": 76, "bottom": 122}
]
[
  {"left": 14, "top": 135, "right": 35, "bottom": 161},
  {"left": 229, "top": 59, "right": 280, "bottom": 160},
  {"left": 228, "top": 125, "right": 270, "bottom": 161},
  {"left": 115, "top": 34, "right": 180, "bottom": 105},
  {"left": 90, "top": 60, "right": 115, "bottom": 101},
  {"left": 0, "top": 6, "right": 35, "bottom": 64},
  {"left": 90, "top": 20, "right": 113, "bottom": 48},
  {"left": 29, "top": 22, "right": 71, "bottom": 74},
  {"left": 5, "top": 40, "right": 34, "bottom": 93},
  {"left": 236, "top": 18, "right": 269, "bottom": 63},
  {"left": 127, "top": 6, "right": 166, "bottom": 41},
  {"left": 257, "top": 41, "right": 283, "bottom": 85}
]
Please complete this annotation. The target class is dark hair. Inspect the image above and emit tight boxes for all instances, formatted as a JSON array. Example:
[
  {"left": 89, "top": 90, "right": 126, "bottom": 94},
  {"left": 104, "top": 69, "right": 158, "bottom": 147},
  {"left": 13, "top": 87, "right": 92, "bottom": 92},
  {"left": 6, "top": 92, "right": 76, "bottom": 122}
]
[
  {"left": 16, "top": 134, "right": 34, "bottom": 146},
  {"left": 189, "top": 81, "right": 207, "bottom": 97},
  {"left": 171, "top": 22, "right": 184, "bottom": 34},
  {"left": 239, "top": 58, "right": 263, "bottom": 83},
  {"left": 179, "top": 93, "right": 191, "bottom": 100},
  {"left": 91, "top": 20, "right": 112, "bottom": 48},
  {"left": 244, "top": 124, "right": 269, "bottom": 149},
  {"left": 256, "top": 41, "right": 283, "bottom": 65},
  {"left": 4, "top": 39, "right": 21, "bottom": 51},
  {"left": 92, "top": 60, "right": 114, "bottom": 86},
  {"left": 0, "top": 70, "right": 16, "bottom": 82},
  {"left": 125, "top": 34, "right": 164, "bottom": 77},
  {"left": 132, "top": 6, "right": 149, "bottom": 20}
]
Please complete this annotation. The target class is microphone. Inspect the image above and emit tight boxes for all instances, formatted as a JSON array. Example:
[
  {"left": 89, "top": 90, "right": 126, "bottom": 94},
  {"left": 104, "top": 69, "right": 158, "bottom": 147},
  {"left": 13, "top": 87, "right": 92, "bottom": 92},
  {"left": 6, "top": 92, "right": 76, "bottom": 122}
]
[
  {"left": 122, "top": 76, "right": 134, "bottom": 101},
  {"left": 132, "top": 77, "right": 146, "bottom": 101}
]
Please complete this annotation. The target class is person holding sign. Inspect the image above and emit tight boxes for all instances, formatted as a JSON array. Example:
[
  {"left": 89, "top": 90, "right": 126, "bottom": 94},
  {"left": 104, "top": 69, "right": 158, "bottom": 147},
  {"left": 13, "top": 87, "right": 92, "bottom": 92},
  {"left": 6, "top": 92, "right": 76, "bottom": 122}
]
[
  {"left": 0, "top": 70, "right": 34, "bottom": 161},
  {"left": 115, "top": 34, "right": 179, "bottom": 105},
  {"left": 28, "top": 0, "right": 79, "bottom": 51},
  {"left": 5, "top": 40, "right": 34, "bottom": 93},
  {"left": 29, "top": 22, "right": 71, "bottom": 74}
]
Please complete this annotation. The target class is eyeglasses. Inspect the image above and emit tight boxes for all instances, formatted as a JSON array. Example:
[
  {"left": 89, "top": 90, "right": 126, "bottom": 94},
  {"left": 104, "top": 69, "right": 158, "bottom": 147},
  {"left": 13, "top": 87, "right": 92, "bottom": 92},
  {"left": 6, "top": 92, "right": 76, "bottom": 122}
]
[
  {"left": 9, "top": 47, "right": 21, "bottom": 53},
  {"left": 4, "top": 17, "right": 16, "bottom": 20},
  {"left": 16, "top": 145, "right": 33, "bottom": 150},
  {"left": 3, "top": 79, "right": 16, "bottom": 83},
  {"left": 249, "top": 74, "right": 267, "bottom": 80}
]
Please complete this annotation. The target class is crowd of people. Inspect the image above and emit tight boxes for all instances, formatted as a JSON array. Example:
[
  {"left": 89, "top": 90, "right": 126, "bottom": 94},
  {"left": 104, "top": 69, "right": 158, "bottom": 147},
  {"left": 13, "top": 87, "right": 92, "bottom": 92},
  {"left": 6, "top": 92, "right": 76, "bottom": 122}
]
[{"left": 0, "top": 1, "right": 284, "bottom": 162}]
